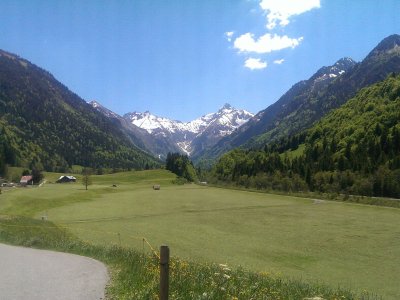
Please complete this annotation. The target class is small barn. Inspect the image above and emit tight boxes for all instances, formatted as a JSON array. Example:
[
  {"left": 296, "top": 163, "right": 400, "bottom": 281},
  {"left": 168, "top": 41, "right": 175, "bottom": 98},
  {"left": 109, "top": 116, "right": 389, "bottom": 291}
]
[
  {"left": 20, "top": 175, "right": 33, "bottom": 186},
  {"left": 56, "top": 175, "right": 77, "bottom": 183}
]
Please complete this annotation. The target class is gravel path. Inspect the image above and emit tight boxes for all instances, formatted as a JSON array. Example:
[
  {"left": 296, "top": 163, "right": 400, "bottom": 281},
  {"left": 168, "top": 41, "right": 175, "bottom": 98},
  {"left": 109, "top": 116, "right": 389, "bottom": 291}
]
[{"left": 0, "top": 243, "right": 109, "bottom": 300}]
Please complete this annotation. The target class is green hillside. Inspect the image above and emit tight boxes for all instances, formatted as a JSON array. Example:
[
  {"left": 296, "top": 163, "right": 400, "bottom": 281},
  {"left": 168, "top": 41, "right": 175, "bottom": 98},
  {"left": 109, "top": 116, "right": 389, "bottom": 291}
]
[
  {"left": 212, "top": 74, "right": 400, "bottom": 198},
  {"left": 0, "top": 50, "right": 159, "bottom": 172}
]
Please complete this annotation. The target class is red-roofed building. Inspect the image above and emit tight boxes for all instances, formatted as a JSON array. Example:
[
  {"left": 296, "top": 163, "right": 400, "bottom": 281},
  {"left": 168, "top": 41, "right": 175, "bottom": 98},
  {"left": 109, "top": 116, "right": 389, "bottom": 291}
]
[{"left": 20, "top": 175, "right": 33, "bottom": 186}]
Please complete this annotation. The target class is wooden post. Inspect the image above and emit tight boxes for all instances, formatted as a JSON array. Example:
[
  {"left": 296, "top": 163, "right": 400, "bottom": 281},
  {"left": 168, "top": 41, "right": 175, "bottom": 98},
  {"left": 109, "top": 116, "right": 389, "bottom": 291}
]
[{"left": 159, "top": 245, "right": 170, "bottom": 300}]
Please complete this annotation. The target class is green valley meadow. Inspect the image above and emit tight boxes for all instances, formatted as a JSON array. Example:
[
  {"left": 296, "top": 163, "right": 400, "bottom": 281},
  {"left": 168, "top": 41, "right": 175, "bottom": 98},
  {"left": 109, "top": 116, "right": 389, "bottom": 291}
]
[{"left": 1, "top": 170, "right": 399, "bottom": 299}]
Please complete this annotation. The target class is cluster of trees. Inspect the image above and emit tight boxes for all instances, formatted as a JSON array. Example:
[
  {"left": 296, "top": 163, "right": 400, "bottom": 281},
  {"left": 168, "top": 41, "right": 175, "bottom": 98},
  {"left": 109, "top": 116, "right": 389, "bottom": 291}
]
[
  {"left": 166, "top": 153, "right": 197, "bottom": 182},
  {"left": 210, "top": 75, "right": 400, "bottom": 198},
  {"left": 211, "top": 147, "right": 400, "bottom": 198},
  {"left": 210, "top": 149, "right": 309, "bottom": 192}
]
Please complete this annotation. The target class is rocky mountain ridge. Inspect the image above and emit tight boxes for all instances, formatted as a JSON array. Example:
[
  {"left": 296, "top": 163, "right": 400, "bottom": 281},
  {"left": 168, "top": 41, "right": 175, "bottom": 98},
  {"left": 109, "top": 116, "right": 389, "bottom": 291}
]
[
  {"left": 91, "top": 102, "right": 253, "bottom": 158},
  {"left": 125, "top": 103, "right": 253, "bottom": 155}
]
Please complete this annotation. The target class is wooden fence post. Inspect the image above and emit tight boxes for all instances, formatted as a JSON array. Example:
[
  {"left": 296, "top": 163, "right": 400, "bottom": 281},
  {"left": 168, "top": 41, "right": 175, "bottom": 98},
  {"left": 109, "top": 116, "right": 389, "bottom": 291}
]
[{"left": 160, "top": 245, "right": 170, "bottom": 300}]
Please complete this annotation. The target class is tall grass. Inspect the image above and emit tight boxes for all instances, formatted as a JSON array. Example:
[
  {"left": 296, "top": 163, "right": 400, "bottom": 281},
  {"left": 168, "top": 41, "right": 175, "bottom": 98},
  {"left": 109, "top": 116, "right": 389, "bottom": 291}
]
[{"left": 0, "top": 215, "right": 379, "bottom": 300}]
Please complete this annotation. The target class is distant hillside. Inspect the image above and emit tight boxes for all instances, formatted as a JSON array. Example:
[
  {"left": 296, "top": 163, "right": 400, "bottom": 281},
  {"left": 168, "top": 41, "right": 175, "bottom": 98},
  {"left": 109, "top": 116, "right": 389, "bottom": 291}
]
[
  {"left": 0, "top": 50, "right": 159, "bottom": 172},
  {"left": 212, "top": 74, "right": 400, "bottom": 198},
  {"left": 199, "top": 34, "right": 400, "bottom": 164}
]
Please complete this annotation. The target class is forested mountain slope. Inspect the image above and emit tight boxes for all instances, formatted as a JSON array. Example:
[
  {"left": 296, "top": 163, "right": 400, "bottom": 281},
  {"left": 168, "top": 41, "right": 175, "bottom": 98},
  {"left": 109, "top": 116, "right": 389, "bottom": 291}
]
[
  {"left": 0, "top": 50, "right": 159, "bottom": 172},
  {"left": 212, "top": 74, "right": 400, "bottom": 198},
  {"left": 199, "top": 34, "right": 400, "bottom": 164}
]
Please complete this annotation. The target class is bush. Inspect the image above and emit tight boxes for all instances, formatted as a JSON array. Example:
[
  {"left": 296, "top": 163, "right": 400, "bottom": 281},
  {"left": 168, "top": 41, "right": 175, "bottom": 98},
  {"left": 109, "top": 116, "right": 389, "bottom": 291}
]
[{"left": 172, "top": 177, "right": 188, "bottom": 185}]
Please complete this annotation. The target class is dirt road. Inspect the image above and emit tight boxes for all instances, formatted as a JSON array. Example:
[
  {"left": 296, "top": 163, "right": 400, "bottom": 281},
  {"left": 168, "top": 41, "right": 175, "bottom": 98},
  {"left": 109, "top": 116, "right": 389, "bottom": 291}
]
[{"left": 0, "top": 243, "right": 109, "bottom": 300}]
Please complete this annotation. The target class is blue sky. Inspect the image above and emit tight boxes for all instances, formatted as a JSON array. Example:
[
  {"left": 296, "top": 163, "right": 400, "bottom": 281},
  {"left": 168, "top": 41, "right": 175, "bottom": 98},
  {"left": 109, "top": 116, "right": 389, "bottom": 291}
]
[{"left": 1, "top": 0, "right": 399, "bottom": 121}]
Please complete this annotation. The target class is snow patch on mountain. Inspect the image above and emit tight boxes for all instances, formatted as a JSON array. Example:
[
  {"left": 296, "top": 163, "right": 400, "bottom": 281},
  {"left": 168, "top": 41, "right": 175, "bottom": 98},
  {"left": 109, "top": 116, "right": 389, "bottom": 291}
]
[
  {"left": 125, "top": 103, "right": 254, "bottom": 155},
  {"left": 313, "top": 57, "right": 356, "bottom": 83},
  {"left": 126, "top": 103, "right": 253, "bottom": 135},
  {"left": 126, "top": 111, "right": 187, "bottom": 134}
]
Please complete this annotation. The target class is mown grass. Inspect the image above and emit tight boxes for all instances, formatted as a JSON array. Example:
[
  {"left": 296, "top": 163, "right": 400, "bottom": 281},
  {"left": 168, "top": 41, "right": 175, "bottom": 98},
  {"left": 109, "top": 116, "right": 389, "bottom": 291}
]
[
  {"left": 0, "top": 170, "right": 396, "bottom": 298},
  {"left": 0, "top": 216, "right": 375, "bottom": 300},
  {"left": 45, "top": 186, "right": 399, "bottom": 298}
]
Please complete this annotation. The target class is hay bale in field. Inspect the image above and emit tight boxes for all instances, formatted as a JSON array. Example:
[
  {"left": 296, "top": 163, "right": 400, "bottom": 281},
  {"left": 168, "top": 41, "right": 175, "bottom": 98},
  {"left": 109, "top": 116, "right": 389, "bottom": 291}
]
[{"left": 313, "top": 199, "right": 325, "bottom": 204}]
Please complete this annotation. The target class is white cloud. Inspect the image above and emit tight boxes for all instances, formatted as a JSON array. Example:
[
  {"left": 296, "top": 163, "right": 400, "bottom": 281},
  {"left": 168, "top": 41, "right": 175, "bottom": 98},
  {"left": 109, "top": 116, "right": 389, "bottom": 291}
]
[
  {"left": 227, "top": 1, "right": 321, "bottom": 70},
  {"left": 244, "top": 58, "right": 267, "bottom": 70},
  {"left": 234, "top": 33, "right": 303, "bottom": 54},
  {"left": 274, "top": 59, "right": 285, "bottom": 64},
  {"left": 225, "top": 31, "right": 234, "bottom": 42},
  {"left": 260, "top": 0, "right": 321, "bottom": 29}
]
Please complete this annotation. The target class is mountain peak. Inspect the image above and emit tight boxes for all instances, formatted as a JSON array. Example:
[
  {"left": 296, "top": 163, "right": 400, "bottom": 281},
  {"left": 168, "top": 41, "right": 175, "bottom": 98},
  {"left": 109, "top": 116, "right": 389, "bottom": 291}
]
[
  {"left": 374, "top": 34, "right": 400, "bottom": 51},
  {"left": 334, "top": 57, "right": 356, "bottom": 68},
  {"left": 366, "top": 34, "right": 400, "bottom": 59},
  {"left": 312, "top": 57, "right": 356, "bottom": 83},
  {"left": 221, "top": 103, "right": 232, "bottom": 110}
]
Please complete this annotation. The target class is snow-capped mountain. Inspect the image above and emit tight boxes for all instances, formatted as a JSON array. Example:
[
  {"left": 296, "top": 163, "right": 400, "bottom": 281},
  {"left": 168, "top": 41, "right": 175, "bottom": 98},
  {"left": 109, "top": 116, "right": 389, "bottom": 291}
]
[
  {"left": 124, "top": 103, "right": 254, "bottom": 156},
  {"left": 89, "top": 100, "right": 183, "bottom": 159},
  {"left": 126, "top": 111, "right": 190, "bottom": 135},
  {"left": 311, "top": 57, "right": 356, "bottom": 84}
]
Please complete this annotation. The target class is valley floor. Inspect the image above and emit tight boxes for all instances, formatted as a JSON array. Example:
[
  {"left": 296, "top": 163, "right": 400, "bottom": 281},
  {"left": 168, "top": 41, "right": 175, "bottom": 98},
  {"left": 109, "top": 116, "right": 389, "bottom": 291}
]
[{"left": 1, "top": 170, "right": 399, "bottom": 299}]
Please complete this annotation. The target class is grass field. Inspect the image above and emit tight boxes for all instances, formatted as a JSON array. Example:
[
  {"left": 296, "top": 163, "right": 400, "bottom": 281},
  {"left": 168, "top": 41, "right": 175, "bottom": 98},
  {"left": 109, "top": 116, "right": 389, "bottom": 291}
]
[{"left": 1, "top": 169, "right": 399, "bottom": 299}]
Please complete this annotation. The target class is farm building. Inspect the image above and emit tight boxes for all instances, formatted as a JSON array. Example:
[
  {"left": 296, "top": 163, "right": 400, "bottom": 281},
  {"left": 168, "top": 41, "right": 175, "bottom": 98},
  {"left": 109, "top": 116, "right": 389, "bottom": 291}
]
[
  {"left": 56, "top": 175, "right": 77, "bottom": 183},
  {"left": 20, "top": 175, "right": 33, "bottom": 186}
]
